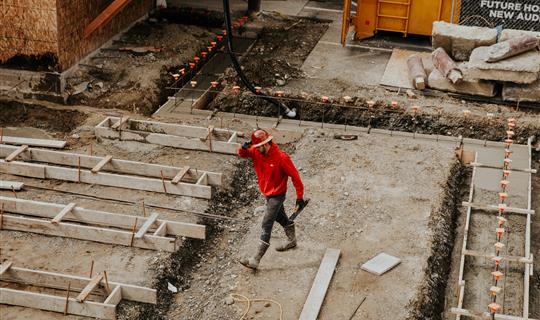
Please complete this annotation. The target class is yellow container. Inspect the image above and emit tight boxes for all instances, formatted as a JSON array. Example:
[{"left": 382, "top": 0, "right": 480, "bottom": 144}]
[{"left": 343, "top": 0, "right": 458, "bottom": 41}]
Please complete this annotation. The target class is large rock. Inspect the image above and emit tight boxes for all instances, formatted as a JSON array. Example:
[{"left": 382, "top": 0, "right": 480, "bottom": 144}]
[
  {"left": 428, "top": 68, "right": 496, "bottom": 97},
  {"left": 432, "top": 21, "right": 497, "bottom": 61},
  {"left": 499, "top": 29, "right": 540, "bottom": 42},
  {"left": 463, "top": 46, "right": 540, "bottom": 84},
  {"left": 502, "top": 79, "right": 540, "bottom": 102}
]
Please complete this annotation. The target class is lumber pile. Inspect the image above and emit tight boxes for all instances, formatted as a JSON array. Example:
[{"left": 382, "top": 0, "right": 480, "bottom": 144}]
[{"left": 407, "top": 22, "right": 540, "bottom": 102}]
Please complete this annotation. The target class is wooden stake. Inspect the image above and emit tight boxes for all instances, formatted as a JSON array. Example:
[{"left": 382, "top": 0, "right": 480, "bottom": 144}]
[
  {"left": 130, "top": 218, "right": 138, "bottom": 246},
  {"left": 64, "top": 282, "right": 71, "bottom": 315},
  {"left": 159, "top": 171, "right": 167, "bottom": 194},
  {"left": 89, "top": 260, "right": 94, "bottom": 278},
  {"left": 103, "top": 271, "right": 110, "bottom": 294}
]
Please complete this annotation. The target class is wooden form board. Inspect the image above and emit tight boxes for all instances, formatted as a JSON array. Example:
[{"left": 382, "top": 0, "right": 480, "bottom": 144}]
[
  {"left": 0, "top": 181, "right": 24, "bottom": 190},
  {"left": 0, "top": 264, "right": 156, "bottom": 319},
  {"left": 0, "top": 197, "right": 205, "bottom": 249},
  {"left": 0, "top": 196, "right": 205, "bottom": 239},
  {"left": 95, "top": 117, "right": 242, "bottom": 155},
  {"left": 0, "top": 136, "right": 66, "bottom": 148},
  {"left": 453, "top": 140, "right": 534, "bottom": 320},
  {"left": 0, "top": 144, "right": 222, "bottom": 186},
  {"left": 299, "top": 248, "right": 341, "bottom": 320}
]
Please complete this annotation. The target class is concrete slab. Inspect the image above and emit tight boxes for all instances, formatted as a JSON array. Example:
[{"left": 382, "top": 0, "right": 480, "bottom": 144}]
[
  {"left": 361, "top": 253, "right": 401, "bottom": 276},
  {"left": 503, "top": 78, "right": 540, "bottom": 103},
  {"left": 463, "top": 46, "right": 540, "bottom": 84},
  {"left": 428, "top": 68, "right": 496, "bottom": 97},
  {"left": 499, "top": 29, "right": 540, "bottom": 42},
  {"left": 432, "top": 22, "right": 497, "bottom": 61},
  {"left": 379, "top": 49, "right": 433, "bottom": 89}
]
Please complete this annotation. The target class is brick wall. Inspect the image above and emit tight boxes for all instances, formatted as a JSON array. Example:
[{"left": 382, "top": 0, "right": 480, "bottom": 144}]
[
  {"left": 0, "top": 0, "right": 59, "bottom": 65},
  {"left": 0, "top": 0, "right": 154, "bottom": 71}
]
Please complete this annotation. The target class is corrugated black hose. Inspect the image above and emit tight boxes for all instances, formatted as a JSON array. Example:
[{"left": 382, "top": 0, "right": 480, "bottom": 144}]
[{"left": 222, "top": 0, "right": 296, "bottom": 118}]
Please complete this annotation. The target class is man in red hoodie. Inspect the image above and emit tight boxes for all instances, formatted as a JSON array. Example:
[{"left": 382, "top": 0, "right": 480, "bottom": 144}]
[{"left": 238, "top": 129, "right": 305, "bottom": 269}]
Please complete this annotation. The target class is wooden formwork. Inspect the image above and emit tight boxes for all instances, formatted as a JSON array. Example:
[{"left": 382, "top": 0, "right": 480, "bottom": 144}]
[
  {"left": 95, "top": 117, "right": 243, "bottom": 155},
  {"left": 0, "top": 196, "right": 206, "bottom": 251},
  {"left": 0, "top": 144, "right": 222, "bottom": 199},
  {"left": 0, "top": 262, "right": 156, "bottom": 319},
  {"left": 450, "top": 138, "right": 536, "bottom": 320}
]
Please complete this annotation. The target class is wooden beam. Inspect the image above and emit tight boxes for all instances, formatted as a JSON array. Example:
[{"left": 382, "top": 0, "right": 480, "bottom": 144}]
[
  {"left": 0, "top": 136, "right": 66, "bottom": 148},
  {"left": 0, "top": 160, "right": 212, "bottom": 198},
  {"left": 0, "top": 261, "right": 13, "bottom": 275},
  {"left": 0, "top": 181, "right": 24, "bottom": 190},
  {"left": 134, "top": 212, "right": 158, "bottom": 239},
  {"left": 111, "top": 116, "right": 130, "bottom": 130},
  {"left": 51, "top": 202, "right": 76, "bottom": 224},
  {"left": 0, "top": 196, "right": 206, "bottom": 239},
  {"left": 171, "top": 166, "right": 190, "bottom": 184},
  {"left": 0, "top": 288, "right": 117, "bottom": 319},
  {"left": 1, "top": 266, "right": 156, "bottom": 304},
  {"left": 463, "top": 249, "right": 532, "bottom": 264},
  {"left": 1, "top": 214, "right": 177, "bottom": 251},
  {"left": 0, "top": 144, "right": 223, "bottom": 186},
  {"left": 76, "top": 274, "right": 104, "bottom": 302},
  {"left": 5, "top": 145, "right": 28, "bottom": 162},
  {"left": 469, "top": 162, "right": 537, "bottom": 174},
  {"left": 299, "top": 248, "right": 341, "bottom": 320},
  {"left": 462, "top": 201, "right": 534, "bottom": 215},
  {"left": 95, "top": 117, "right": 241, "bottom": 155},
  {"left": 91, "top": 155, "right": 113, "bottom": 173},
  {"left": 450, "top": 307, "right": 538, "bottom": 320},
  {"left": 84, "top": 0, "right": 132, "bottom": 38}
]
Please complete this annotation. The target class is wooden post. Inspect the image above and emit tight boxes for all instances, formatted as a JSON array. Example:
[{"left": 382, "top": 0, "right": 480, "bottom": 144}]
[
  {"left": 130, "top": 218, "right": 138, "bottom": 246},
  {"left": 64, "top": 282, "right": 71, "bottom": 315}
]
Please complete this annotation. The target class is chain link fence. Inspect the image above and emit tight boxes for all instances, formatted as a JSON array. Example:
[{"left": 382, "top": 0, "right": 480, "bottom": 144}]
[{"left": 451, "top": 0, "right": 540, "bottom": 31}]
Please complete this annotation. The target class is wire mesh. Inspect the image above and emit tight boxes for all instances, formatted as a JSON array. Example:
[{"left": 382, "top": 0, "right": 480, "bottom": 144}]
[{"left": 452, "top": 0, "right": 540, "bottom": 31}]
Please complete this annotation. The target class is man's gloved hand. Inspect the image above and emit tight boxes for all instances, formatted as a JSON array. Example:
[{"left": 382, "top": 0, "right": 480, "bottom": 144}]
[
  {"left": 295, "top": 198, "right": 306, "bottom": 210},
  {"left": 242, "top": 141, "right": 252, "bottom": 150}
]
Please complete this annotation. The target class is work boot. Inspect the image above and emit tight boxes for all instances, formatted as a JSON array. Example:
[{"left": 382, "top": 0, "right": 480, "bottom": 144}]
[
  {"left": 239, "top": 240, "right": 269, "bottom": 269},
  {"left": 275, "top": 223, "right": 297, "bottom": 251}
]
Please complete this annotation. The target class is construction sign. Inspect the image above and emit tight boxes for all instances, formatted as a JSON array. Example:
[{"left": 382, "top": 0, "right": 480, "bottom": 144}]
[{"left": 459, "top": 0, "right": 540, "bottom": 31}]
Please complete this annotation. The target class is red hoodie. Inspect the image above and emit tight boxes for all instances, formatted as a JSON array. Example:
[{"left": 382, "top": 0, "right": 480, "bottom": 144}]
[{"left": 238, "top": 143, "right": 304, "bottom": 199}]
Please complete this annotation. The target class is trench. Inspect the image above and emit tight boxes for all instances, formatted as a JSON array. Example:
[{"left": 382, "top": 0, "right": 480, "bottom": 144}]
[{"left": 406, "top": 162, "right": 467, "bottom": 320}]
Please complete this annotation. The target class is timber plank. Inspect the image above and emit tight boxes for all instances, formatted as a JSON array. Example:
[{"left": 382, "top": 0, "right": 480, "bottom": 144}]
[
  {"left": 0, "top": 181, "right": 24, "bottom": 190},
  {"left": 91, "top": 155, "right": 113, "bottom": 173},
  {"left": 5, "top": 145, "right": 28, "bottom": 162},
  {"left": 171, "top": 166, "right": 190, "bottom": 184},
  {"left": 0, "top": 196, "right": 206, "bottom": 239},
  {"left": 76, "top": 274, "right": 104, "bottom": 302},
  {"left": 0, "top": 288, "right": 116, "bottom": 319},
  {"left": 51, "top": 202, "right": 76, "bottom": 224},
  {"left": 0, "top": 136, "right": 66, "bottom": 148},
  {"left": 134, "top": 213, "right": 159, "bottom": 239},
  {"left": 2, "top": 214, "right": 177, "bottom": 252},
  {"left": 299, "top": 248, "right": 341, "bottom": 320}
]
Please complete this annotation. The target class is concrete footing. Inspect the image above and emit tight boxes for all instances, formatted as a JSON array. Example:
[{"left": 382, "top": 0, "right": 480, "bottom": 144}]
[
  {"left": 502, "top": 79, "right": 540, "bottom": 102},
  {"left": 463, "top": 46, "right": 540, "bottom": 84},
  {"left": 428, "top": 68, "right": 496, "bottom": 97},
  {"left": 432, "top": 22, "right": 497, "bottom": 61}
]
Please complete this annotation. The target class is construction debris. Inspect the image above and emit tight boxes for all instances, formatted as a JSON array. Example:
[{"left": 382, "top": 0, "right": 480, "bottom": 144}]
[
  {"left": 406, "top": 54, "right": 427, "bottom": 89},
  {"left": 432, "top": 47, "right": 463, "bottom": 84},
  {"left": 431, "top": 21, "right": 497, "bottom": 61},
  {"left": 361, "top": 252, "right": 401, "bottom": 276},
  {"left": 503, "top": 79, "right": 540, "bottom": 103},
  {"left": 0, "top": 181, "right": 24, "bottom": 190},
  {"left": 428, "top": 68, "right": 496, "bottom": 97},
  {"left": 486, "top": 35, "right": 539, "bottom": 63}
]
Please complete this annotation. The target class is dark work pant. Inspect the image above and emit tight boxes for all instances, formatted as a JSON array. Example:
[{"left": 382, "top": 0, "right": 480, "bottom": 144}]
[{"left": 260, "top": 194, "right": 293, "bottom": 243}]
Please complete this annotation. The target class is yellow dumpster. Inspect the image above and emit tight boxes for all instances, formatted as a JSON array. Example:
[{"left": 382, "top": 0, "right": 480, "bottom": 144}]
[{"left": 341, "top": 0, "right": 458, "bottom": 43}]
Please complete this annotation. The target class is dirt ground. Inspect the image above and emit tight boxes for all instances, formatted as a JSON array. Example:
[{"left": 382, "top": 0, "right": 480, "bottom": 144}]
[{"left": 1, "top": 4, "right": 540, "bottom": 320}]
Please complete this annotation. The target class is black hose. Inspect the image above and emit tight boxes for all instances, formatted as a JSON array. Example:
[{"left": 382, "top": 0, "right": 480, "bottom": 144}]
[{"left": 222, "top": 0, "right": 296, "bottom": 118}]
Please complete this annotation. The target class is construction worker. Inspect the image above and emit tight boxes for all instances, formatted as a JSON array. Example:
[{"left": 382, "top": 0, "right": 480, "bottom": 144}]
[{"left": 238, "top": 128, "right": 305, "bottom": 269}]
